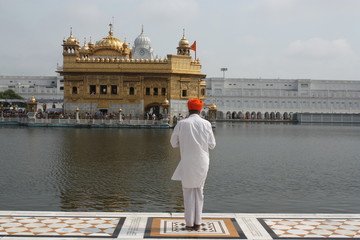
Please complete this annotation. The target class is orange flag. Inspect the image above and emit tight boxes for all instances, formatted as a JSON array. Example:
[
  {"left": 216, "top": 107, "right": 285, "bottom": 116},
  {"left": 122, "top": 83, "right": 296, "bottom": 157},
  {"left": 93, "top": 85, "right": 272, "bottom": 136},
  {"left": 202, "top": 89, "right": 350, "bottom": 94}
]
[{"left": 190, "top": 41, "right": 196, "bottom": 51}]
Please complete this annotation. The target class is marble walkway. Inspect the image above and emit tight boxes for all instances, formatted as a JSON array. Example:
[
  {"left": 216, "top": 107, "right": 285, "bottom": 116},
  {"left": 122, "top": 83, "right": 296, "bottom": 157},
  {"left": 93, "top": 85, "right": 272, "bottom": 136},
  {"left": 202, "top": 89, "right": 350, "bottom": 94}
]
[{"left": 1, "top": 211, "right": 360, "bottom": 240}]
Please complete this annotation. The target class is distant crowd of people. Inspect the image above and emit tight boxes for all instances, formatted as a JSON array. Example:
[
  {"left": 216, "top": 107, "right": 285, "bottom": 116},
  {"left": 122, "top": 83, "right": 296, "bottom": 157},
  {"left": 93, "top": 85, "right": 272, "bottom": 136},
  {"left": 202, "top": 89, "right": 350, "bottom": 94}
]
[{"left": 1, "top": 109, "right": 209, "bottom": 123}]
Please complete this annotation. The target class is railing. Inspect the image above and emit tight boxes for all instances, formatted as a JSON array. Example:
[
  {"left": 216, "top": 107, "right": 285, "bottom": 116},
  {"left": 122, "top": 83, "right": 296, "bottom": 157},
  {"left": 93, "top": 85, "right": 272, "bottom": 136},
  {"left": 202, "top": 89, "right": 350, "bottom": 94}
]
[
  {"left": 0, "top": 117, "right": 169, "bottom": 126},
  {"left": 297, "top": 113, "right": 360, "bottom": 123}
]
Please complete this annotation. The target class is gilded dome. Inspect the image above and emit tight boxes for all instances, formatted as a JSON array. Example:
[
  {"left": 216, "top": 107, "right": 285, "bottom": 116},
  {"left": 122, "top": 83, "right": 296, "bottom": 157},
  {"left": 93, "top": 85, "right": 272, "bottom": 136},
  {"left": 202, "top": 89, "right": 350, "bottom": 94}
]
[
  {"left": 29, "top": 96, "right": 37, "bottom": 103},
  {"left": 179, "top": 36, "right": 189, "bottom": 47},
  {"left": 123, "top": 39, "right": 129, "bottom": 47},
  {"left": 64, "top": 28, "right": 79, "bottom": 45},
  {"left": 162, "top": 99, "right": 169, "bottom": 106},
  {"left": 208, "top": 104, "right": 217, "bottom": 110},
  {"left": 95, "top": 24, "right": 123, "bottom": 49},
  {"left": 66, "top": 35, "right": 77, "bottom": 43},
  {"left": 200, "top": 80, "right": 206, "bottom": 86},
  {"left": 80, "top": 38, "right": 89, "bottom": 51},
  {"left": 88, "top": 38, "right": 94, "bottom": 48}
]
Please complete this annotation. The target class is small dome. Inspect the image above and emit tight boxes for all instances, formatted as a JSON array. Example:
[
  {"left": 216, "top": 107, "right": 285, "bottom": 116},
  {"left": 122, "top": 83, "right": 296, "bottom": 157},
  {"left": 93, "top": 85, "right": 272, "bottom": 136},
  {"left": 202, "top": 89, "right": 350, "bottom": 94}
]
[
  {"left": 81, "top": 45, "right": 89, "bottom": 51},
  {"left": 208, "top": 104, "right": 217, "bottom": 110},
  {"left": 81, "top": 38, "right": 89, "bottom": 51},
  {"left": 134, "top": 32, "right": 151, "bottom": 48},
  {"left": 64, "top": 28, "right": 79, "bottom": 45},
  {"left": 162, "top": 99, "right": 169, "bottom": 106},
  {"left": 67, "top": 35, "right": 77, "bottom": 43},
  {"left": 88, "top": 38, "right": 94, "bottom": 47},
  {"left": 64, "top": 35, "right": 79, "bottom": 45},
  {"left": 179, "top": 36, "right": 189, "bottom": 47},
  {"left": 200, "top": 80, "right": 206, "bottom": 86},
  {"left": 29, "top": 96, "right": 37, "bottom": 103}
]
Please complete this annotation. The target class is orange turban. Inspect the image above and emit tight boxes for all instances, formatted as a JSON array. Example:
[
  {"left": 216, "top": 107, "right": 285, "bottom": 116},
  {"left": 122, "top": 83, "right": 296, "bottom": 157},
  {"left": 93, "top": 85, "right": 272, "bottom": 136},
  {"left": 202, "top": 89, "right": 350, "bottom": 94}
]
[{"left": 188, "top": 98, "right": 204, "bottom": 111}]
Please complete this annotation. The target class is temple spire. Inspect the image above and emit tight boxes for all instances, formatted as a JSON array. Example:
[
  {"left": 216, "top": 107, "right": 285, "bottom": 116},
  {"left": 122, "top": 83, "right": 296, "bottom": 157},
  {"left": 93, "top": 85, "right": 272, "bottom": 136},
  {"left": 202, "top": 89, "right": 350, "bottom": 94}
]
[{"left": 109, "top": 23, "right": 113, "bottom": 36}]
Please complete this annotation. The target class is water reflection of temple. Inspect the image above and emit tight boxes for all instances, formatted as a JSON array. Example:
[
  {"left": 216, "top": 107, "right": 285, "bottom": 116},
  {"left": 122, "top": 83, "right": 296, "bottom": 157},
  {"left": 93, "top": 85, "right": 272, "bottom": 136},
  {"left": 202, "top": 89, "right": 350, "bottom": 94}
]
[
  {"left": 58, "top": 24, "right": 206, "bottom": 118},
  {"left": 57, "top": 129, "right": 184, "bottom": 212}
]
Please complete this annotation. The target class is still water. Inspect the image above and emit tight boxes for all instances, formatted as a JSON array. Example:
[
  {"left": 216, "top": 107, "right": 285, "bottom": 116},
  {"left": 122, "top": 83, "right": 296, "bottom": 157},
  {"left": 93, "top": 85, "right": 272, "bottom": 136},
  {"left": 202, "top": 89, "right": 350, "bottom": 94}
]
[{"left": 0, "top": 123, "right": 359, "bottom": 213}]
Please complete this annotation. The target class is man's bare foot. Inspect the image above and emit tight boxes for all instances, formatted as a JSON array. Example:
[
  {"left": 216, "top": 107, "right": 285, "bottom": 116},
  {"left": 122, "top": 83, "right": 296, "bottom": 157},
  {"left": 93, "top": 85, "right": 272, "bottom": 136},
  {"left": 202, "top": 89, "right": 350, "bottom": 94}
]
[
  {"left": 194, "top": 224, "right": 201, "bottom": 231},
  {"left": 185, "top": 226, "right": 193, "bottom": 231}
]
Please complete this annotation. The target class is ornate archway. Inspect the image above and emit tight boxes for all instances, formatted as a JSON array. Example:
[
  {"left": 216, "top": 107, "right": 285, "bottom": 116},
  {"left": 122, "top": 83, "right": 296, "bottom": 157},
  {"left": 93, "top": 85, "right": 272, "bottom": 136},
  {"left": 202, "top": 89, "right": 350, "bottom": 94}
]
[
  {"left": 232, "top": 111, "right": 237, "bottom": 119},
  {"left": 276, "top": 112, "right": 281, "bottom": 120},
  {"left": 270, "top": 112, "right": 276, "bottom": 120},
  {"left": 264, "top": 112, "right": 270, "bottom": 119},
  {"left": 283, "top": 112, "right": 289, "bottom": 120},
  {"left": 217, "top": 111, "right": 224, "bottom": 119},
  {"left": 251, "top": 111, "right": 256, "bottom": 119},
  {"left": 226, "top": 111, "right": 231, "bottom": 119},
  {"left": 257, "top": 112, "right": 262, "bottom": 119},
  {"left": 145, "top": 102, "right": 161, "bottom": 119}
]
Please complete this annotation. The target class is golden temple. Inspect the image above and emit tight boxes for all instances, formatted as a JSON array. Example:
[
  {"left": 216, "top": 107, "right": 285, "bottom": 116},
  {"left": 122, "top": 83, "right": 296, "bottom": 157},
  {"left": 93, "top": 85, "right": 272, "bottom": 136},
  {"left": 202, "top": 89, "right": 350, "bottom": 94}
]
[{"left": 58, "top": 24, "right": 206, "bottom": 118}]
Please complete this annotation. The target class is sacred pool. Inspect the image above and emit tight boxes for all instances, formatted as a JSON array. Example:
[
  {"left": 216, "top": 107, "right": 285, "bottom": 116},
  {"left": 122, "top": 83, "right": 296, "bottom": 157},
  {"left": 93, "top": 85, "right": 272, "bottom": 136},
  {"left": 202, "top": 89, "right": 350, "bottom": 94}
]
[{"left": 0, "top": 122, "right": 359, "bottom": 213}]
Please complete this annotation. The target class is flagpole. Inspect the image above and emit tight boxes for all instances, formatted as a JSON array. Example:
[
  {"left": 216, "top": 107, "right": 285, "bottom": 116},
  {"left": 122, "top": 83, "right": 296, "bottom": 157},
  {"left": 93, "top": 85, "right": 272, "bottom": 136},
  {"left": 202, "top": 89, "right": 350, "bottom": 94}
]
[
  {"left": 190, "top": 41, "right": 197, "bottom": 60},
  {"left": 195, "top": 41, "right": 197, "bottom": 60}
]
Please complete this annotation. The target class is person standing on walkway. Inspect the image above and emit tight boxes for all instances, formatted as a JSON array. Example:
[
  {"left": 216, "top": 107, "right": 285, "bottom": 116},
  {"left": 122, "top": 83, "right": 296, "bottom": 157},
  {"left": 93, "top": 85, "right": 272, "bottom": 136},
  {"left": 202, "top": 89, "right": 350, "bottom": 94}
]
[{"left": 170, "top": 99, "right": 216, "bottom": 231}]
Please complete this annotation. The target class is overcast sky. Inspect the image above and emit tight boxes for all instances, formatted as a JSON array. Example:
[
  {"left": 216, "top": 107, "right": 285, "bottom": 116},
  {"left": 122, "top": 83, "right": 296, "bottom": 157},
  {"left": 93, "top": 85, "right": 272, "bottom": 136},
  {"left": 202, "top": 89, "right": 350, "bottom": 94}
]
[{"left": 0, "top": 0, "right": 359, "bottom": 80}]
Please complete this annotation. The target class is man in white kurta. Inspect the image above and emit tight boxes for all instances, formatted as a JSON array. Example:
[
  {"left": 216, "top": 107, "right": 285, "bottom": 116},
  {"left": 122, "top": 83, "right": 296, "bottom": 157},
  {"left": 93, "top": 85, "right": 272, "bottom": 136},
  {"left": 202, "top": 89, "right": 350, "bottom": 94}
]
[{"left": 170, "top": 99, "right": 216, "bottom": 231}]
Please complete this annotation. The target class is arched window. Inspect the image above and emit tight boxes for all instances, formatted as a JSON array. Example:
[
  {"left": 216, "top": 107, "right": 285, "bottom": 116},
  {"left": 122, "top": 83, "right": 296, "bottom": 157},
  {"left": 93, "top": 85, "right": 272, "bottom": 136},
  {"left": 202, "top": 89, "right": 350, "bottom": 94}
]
[
  {"left": 201, "top": 88, "right": 206, "bottom": 96},
  {"left": 129, "top": 87, "right": 135, "bottom": 95}
]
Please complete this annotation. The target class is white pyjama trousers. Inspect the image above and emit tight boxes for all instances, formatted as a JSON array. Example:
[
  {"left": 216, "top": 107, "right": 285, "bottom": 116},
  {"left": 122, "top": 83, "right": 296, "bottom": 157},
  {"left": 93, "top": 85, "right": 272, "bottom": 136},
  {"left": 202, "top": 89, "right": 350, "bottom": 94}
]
[{"left": 182, "top": 186, "right": 204, "bottom": 226}]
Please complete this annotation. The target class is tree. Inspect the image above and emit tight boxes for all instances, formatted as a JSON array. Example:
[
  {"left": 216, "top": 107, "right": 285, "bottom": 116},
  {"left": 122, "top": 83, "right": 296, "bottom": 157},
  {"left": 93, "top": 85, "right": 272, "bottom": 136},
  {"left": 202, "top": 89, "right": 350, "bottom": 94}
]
[
  {"left": 0, "top": 89, "right": 25, "bottom": 108},
  {"left": 0, "top": 89, "right": 23, "bottom": 99}
]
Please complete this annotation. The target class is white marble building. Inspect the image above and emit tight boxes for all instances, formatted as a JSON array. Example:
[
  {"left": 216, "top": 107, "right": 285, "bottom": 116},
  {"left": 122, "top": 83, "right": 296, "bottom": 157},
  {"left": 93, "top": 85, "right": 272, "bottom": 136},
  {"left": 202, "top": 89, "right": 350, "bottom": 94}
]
[
  {"left": 205, "top": 78, "right": 360, "bottom": 119},
  {"left": 2, "top": 73, "right": 360, "bottom": 118},
  {"left": 0, "top": 73, "right": 64, "bottom": 111},
  {"left": 132, "top": 27, "right": 154, "bottom": 60}
]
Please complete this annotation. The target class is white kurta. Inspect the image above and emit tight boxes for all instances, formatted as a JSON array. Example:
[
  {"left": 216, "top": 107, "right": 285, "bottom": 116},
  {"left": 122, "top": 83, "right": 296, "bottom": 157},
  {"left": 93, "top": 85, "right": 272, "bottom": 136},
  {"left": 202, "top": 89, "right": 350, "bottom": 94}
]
[{"left": 170, "top": 114, "right": 216, "bottom": 188}]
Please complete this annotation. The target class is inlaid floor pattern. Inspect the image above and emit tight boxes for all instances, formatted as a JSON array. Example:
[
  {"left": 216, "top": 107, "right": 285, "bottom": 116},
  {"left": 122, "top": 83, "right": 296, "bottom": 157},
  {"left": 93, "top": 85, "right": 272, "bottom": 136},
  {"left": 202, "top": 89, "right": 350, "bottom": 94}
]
[
  {"left": 0, "top": 216, "right": 123, "bottom": 237},
  {"left": 144, "top": 217, "right": 246, "bottom": 238},
  {"left": 260, "top": 218, "right": 360, "bottom": 239}
]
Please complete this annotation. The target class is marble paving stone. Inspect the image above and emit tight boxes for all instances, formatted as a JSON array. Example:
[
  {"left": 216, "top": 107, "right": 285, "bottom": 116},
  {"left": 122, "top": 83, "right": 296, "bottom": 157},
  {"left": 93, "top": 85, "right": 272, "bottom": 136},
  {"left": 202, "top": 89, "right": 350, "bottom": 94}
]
[
  {"left": 2, "top": 212, "right": 360, "bottom": 239},
  {"left": 117, "top": 216, "right": 148, "bottom": 239},
  {"left": 259, "top": 218, "right": 360, "bottom": 239},
  {"left": 0, "top": 216, "right": 125, "bottom": 238},
  {"left": 144, "top": 217, "right": 246, "bottom": 239},
  {"left": 236, "top": 217, "right": 272, "bottom": 240}
]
